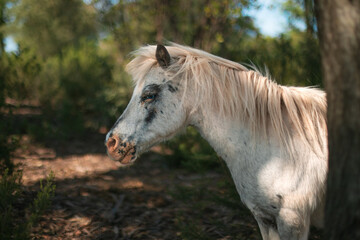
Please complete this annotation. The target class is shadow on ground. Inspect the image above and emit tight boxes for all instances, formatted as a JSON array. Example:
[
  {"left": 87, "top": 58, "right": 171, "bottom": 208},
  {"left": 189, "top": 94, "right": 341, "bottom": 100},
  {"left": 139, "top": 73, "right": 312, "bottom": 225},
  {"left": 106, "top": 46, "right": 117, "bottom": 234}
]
[{"left": 25, "top": 154, "right": 262, "bottom": 240}]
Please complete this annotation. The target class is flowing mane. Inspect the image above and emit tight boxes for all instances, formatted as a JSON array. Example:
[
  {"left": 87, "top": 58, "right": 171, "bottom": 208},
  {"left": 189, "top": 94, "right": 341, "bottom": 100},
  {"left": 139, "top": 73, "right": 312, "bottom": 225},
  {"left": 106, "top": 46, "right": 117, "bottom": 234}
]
[{"left": 126, "top": 43, "right": 327, "bottom": 156}]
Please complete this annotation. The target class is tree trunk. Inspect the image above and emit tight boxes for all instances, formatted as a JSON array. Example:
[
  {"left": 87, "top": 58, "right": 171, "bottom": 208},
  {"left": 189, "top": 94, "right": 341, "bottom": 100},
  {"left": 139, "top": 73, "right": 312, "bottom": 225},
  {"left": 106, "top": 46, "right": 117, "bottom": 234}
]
[
  {"left": 155, "top": 0, "right": 168, "bottom": 43},
  {"left": 304, "top": 0, "right": 315, "bottom": 36},
  {"left": 314, "top": 0, "right": 360, "bottom": 239},
  {"left": 0, "top": 1, "right": 6, "bottom": 55}
]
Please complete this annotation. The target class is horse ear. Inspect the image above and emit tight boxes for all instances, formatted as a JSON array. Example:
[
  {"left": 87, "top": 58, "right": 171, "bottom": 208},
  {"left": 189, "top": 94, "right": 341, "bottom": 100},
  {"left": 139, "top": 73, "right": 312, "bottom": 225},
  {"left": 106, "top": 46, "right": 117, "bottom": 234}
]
[{"left": 156, "top": 44, "right": 171, "bottom": 68}]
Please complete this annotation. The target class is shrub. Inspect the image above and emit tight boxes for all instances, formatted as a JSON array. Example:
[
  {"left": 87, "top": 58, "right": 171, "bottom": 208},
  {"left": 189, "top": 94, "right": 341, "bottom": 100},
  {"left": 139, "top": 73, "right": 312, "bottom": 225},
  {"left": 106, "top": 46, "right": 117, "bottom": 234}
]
[
  {"left": 0, "top": 61, "right": 56, "bottom": 238},
  {"left": 0, "top": 170, "right": 55, "bottom": 240},
  {"left": 36, "top": 40, "right": 113, "bottom": 137}
]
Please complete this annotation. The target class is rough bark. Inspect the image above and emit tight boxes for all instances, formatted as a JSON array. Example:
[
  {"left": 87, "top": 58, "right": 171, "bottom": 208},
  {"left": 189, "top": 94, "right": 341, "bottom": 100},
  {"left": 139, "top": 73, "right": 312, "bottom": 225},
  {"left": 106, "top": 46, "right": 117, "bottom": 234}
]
[{"left": 314, "top": 0, "right": 360, "bottom": 239}]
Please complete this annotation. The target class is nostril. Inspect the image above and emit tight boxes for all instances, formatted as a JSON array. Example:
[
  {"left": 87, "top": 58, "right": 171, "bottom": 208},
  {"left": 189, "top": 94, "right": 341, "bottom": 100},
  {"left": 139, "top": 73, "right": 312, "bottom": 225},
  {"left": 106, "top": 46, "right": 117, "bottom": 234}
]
[{"left": 106, "top": 136, "right": 119, "bottom": 152}]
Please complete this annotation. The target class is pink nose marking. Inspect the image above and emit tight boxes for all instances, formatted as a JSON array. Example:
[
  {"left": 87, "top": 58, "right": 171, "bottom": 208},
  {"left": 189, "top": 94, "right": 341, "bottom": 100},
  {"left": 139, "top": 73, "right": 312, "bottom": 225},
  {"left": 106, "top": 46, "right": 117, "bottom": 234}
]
[
  {"left": 106, "top": 135, "right": 120, "bottom": 154},
  {"left": 105, "top": 135, "right": 136, "bottom": 164}
]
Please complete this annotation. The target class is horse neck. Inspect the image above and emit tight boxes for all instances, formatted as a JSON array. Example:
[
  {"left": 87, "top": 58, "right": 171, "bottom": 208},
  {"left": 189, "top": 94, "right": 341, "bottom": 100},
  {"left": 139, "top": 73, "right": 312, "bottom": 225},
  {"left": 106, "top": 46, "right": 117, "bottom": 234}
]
[{"left": 189, "top": 108, "right": 274, "bottom": 167}]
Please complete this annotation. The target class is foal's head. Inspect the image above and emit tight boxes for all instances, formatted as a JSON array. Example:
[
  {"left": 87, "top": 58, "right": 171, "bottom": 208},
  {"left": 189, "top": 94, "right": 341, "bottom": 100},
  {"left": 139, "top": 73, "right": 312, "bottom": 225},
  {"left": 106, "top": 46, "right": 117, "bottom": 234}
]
[{"left": 105, "top": 45, "right": 188, "bottom": 165}]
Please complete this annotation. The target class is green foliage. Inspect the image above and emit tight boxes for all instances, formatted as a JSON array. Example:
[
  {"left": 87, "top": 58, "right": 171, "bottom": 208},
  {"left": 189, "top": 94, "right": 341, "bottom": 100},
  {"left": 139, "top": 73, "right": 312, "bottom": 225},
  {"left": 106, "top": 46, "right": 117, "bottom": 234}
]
[
  {"left": 4, "top": 49, "right": 42, "bottom": 100},
  {"left": 26, "top": 172, "right": 56, "bottom": 232},
  {"left": 2, "top": 0, "right": 322, "bottom": 169},
  {"left": 0, "top": 55, "right": 19, "bottom": 174},
  {"left": 0, "top": 169, "right": 22, "bottom": 239},
  {"left": 282, "top": 0, "right": 316, "bottom": 35},
  {"left": 28, "top": 40, "right": 113, "bottom": 138},
  {"left": 0, "top": 0, "right": 9, "bottom": 55},
  {"left": 282, "top": 0, "right": 304, "bottom": 22},
  {"left": 9, "top": 0, "right": 97, "bottom": 58},
  {"left": 0, "top": 169, "right": 22, "bottom": 213},
  {"left": 0, "top": 170, "right": 55, "bottom": 240},
  {"left": 0, "top": 134, "right": 18, "bottom": 174},
  {"left": 97, "top": 0, "right": 257, "bottom": 53},
  {"left": 246, "top": 31, "right": 321, "bottom": 86},
  {"left": 0, "top": 64, "right": 56, "bottom": 237}
]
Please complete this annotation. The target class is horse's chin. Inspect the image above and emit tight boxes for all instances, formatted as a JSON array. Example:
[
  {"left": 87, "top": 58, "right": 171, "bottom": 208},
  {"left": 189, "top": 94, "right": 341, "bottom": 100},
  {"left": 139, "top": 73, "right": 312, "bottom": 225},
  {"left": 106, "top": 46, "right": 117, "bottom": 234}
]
[
  {"left": 117, "top": 153, "right": 137, "bottom": 165},
  {"left": 107, "top": 147, "right": 137, "bottom": 166}
]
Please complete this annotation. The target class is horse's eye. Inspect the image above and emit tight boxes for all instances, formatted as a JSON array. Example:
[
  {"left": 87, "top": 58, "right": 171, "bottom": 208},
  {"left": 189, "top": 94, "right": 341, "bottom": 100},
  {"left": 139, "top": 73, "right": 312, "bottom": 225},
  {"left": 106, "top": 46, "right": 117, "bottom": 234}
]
[{"left": 142, "top": 94, "right": 156, "bottom": 103}]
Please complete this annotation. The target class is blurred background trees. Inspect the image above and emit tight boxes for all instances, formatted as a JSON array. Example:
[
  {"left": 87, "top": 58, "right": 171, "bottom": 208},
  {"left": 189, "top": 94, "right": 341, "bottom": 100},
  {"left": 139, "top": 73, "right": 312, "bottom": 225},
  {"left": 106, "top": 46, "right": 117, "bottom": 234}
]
[{"left": 0, "top": 0, "right": 321, "bottom": 170}]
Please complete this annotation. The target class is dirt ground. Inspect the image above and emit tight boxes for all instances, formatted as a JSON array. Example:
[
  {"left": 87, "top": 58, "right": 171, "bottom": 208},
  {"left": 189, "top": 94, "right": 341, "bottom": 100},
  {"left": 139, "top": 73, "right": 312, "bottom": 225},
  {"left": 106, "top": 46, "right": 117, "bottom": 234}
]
[
  {"left": 13, "top": 132, "right": 262, "bottom": 240},
  {"left": 13, "top": 135, "right": 323, "bottom": 240},
  {"left": 7, "top": 100, "right": 322, "bottom": 240}
]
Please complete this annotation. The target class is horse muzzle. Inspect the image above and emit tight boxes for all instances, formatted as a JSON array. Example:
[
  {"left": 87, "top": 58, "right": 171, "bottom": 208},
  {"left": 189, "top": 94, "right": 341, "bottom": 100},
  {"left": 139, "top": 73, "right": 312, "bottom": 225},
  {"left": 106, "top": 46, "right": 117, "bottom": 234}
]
[{"left": 105, "top": 135, "right": 137, "bottom": 165}]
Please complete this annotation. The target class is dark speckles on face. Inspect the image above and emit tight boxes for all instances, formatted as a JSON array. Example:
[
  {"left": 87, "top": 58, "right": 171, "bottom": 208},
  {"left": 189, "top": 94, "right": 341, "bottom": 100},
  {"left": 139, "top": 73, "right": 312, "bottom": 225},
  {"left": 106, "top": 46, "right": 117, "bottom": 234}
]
[
  {"left": 143, "top": 84, "right": 162, "bottom": 93},
  {"left": 166, "top": 81, "right": 179, "bottom": 93},
  {"left": 127, "top": 136, "right": 134, "bottom": 142},
  {"left": 167, "top": 84, "right": 177, "bottom": 93},
  {"left": 145, "top": 108, "right": 157, "bottom": 124}
]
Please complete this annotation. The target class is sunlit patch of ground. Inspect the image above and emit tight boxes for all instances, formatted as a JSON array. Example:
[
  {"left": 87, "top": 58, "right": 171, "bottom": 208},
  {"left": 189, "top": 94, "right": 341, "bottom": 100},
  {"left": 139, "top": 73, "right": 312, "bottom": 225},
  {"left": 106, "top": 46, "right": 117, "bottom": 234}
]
[{"left": 13, "top": 136, "right": 119, "bottom": 185}]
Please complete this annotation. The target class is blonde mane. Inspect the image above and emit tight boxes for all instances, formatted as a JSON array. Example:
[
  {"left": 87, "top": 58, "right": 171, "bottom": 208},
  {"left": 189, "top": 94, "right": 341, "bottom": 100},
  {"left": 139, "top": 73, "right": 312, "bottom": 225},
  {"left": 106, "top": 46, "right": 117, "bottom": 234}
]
[{"left": 126, "top": 43, "right": 327, "bottom": 156}]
